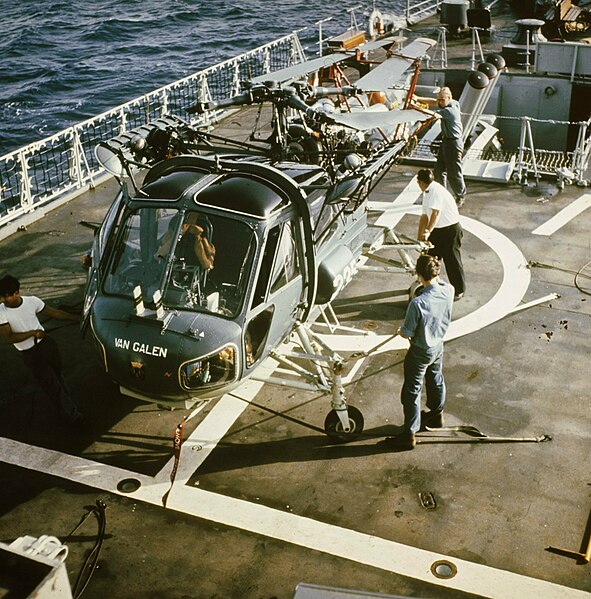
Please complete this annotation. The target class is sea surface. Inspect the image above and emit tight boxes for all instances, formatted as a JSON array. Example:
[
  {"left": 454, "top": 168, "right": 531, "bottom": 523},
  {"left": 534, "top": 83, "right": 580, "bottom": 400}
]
[{"left": 0, "top": 0, "right": 406, "bottom": 156}]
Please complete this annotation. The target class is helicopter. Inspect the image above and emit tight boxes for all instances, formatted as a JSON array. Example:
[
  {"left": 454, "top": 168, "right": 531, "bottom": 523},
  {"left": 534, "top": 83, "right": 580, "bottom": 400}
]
[{"left": 82, "top": 37, "right": 437, "bottom": 440}]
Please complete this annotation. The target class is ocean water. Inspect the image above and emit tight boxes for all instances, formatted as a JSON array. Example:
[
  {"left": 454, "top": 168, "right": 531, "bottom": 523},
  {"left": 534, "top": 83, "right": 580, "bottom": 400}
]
[{"left": 0, "top": 0, "right": 405, "bottom": 156}]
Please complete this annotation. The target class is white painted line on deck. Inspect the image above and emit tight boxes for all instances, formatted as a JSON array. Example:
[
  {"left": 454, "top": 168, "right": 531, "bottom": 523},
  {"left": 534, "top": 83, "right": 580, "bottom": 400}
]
[
  {"left": 0, "top": 437, "right": 586, "bottom": 599},
  {"left": 532, "top": 193, "right": 591, "bottom": 236}
]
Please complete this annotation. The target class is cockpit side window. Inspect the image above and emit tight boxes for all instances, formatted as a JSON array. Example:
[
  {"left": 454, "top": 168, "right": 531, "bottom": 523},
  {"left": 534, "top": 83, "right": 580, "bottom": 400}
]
[
  {"left": 269, "top": 221, "right": 300, "bottom": 295},
  {"left": 252, "top": 225, "right": 280, "bottom": 308},
  {"left": 251, "top": 220, "right": 301, "bottom": 308}
]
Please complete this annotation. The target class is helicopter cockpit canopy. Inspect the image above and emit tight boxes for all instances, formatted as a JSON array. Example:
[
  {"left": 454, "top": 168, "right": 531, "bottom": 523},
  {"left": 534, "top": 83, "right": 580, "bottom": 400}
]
[{"left": 103, "top": 207, "right": 256, "bottom": 318}]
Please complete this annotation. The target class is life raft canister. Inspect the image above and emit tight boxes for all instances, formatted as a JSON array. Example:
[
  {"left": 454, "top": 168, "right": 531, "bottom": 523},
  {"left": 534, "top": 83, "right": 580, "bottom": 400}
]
[{"left": 368, "top": 9, "right": 383, "bottom": 39}]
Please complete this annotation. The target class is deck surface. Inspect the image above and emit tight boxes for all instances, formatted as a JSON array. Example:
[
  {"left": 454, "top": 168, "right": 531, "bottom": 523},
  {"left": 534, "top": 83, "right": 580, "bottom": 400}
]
[{"left": 1, "top": 4, "right": 591, "bottom": 598}]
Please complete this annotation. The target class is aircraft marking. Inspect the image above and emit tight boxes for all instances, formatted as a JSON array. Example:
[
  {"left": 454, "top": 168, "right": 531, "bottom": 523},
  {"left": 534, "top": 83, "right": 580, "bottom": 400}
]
[{"left": 532, "top": 193, "right": 591, "bottom": 236}]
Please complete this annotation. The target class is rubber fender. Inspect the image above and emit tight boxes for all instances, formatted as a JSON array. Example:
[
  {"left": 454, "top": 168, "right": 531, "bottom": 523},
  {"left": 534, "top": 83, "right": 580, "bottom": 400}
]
[
  {"left": 467, "top": 70, "right": 489, "bottom": 90},
  {"left": 477, "top": 62, "right": 498, "bottom": 79}
]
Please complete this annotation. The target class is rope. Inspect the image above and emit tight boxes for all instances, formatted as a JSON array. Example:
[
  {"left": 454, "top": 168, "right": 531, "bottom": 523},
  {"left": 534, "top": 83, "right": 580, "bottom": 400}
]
[
  {"left": 161, "top": 401, "right": 210, "bottom": 507},
  {"left": 530, "top": 259, "right": 591, "bottom": 296},
  {"left": 206, "top": 391, "right": 552, "bottom": 445}
]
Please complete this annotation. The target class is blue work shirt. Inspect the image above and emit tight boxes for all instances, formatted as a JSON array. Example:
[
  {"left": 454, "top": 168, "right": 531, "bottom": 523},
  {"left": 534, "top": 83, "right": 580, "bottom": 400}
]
[
  {"left": 437, "top": 99, "right": 463, "bottom": 140},
  {"left": 400, "top": 280, "right": 454, "bottom": 350}
]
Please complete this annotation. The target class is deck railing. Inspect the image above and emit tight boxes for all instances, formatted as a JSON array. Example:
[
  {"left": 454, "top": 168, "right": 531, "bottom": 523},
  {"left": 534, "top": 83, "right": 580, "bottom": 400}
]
[
  {"left": 0, "top": 2, "right": 449, "bottom": 240},
  {"left": 405, "top": 0, "right": 440, "bottom": 24},
  {"left": 0, "top": 33, "right": 305, "bottom": 240}
]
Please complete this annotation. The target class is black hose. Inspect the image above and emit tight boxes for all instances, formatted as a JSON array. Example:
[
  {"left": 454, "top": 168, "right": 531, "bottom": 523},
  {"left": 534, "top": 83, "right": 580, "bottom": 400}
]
[{"left": 62, "top": 500, "right": 108, "bottom": 599}]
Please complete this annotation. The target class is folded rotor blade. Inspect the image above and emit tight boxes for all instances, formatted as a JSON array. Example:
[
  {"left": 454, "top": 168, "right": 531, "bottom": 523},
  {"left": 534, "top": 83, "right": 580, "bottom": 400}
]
[
  {"left": 351, "top": 35, "right": 398, "bottom": 53},
  {"left": 400, "top": 37, "right": 437, "bottom": 59},
  {"left": 354, "top": 37, "right": 436, "bottom": 92},
  {"left": 250, "top": 53, "right": 349, "bottom": 85},
  {"left": 329, "top": 108, "right": 432, "bottom": 131}
]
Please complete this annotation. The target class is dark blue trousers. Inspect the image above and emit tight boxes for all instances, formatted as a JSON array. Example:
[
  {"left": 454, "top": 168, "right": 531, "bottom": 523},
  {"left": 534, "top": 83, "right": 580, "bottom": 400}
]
[
  {"left": 428, "top": 223, "right": 466, "bottom": 296},
  {"left": 435, "top": 137, "right": 466, "bottom": 200},
  {"left": 401, "top": 343, "right": 446, "bottom": 434},
  {"left": 21, "top": 336, "right": 81, "bottom": 422}
]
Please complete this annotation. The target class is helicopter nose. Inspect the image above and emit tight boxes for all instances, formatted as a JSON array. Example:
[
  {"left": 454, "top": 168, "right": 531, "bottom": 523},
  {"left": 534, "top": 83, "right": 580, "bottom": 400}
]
[{"left": 98, "top": 310, "right": 243, "bottom": 402}]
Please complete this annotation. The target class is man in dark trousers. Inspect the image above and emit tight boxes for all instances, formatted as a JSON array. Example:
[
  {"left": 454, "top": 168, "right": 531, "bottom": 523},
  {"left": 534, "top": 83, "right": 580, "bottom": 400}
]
[
  {"left": 417, "top": 86, "right": 467, "bottom": 207},
  {"left": 380, "top": 254, "right": 454, "bottom": 450},
  {"left": 416, "top": 168, "right": 466, "bottom": 300},
  {"left": 0, "top": 275, "right": 83, "bottom": 424}
]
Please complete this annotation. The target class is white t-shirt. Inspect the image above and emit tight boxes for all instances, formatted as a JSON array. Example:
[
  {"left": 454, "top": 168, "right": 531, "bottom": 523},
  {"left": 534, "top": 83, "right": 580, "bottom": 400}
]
[
  {"left": 0, "top": 296, "right": 45, "bottom": 351},
  {"left": 421, "top": 181, "right": 460, "bottom": 228}
]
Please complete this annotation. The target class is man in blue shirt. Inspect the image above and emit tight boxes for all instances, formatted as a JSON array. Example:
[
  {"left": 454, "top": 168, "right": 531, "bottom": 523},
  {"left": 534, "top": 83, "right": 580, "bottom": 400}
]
[
  {"left": 380, "top": 254, "right": 454, "bottom": 450},
  {"left": 417, "top": 87, "right": 467, "bottom": 207}
]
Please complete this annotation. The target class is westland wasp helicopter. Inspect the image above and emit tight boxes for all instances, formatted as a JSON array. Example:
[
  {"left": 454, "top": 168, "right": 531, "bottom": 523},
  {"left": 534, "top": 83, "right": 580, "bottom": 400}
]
[{"left": 83, "top": 36, "right": 436, "bottom": 439}]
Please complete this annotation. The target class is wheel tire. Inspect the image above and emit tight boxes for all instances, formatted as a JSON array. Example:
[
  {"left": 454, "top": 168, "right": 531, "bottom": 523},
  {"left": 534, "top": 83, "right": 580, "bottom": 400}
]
[{"left": 324, "top": 406, "right": 364, "bottom": 442}]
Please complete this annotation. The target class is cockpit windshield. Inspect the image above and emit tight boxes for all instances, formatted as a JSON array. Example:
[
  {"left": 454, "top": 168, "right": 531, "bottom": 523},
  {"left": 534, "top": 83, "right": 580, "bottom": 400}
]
[{"left": 103, "top": 207, "right": 256, "bottom": 317}]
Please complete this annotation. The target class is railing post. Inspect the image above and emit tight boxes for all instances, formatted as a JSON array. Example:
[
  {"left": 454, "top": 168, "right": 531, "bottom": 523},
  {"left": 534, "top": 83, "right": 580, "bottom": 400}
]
[
  {"left": 232, "top": 61, "right": 241, "bottom": 96},
  {"left": 291, "top": 31, "right": 306, "bottom": 65},
  {"left": 69, "top": 128, "right": 83, "bottom": 189},
  {"left": 120, "top": 107, "right": 128, "bottom": 134},
  {"left": 161, "top": 89, "right": 169, "bottom": 117},
  {"left": 516, "top": 117, "right": 528, "bottom": 183},
  {"left": 17, "top": 150, "right": 34, "bottom": 213},
  {"left": 73, "top": 126, "right": 95, "bottom": 190},
  {"left": 316, "top": 17, "right": 332, "bottom": 57},
  {"left": 572, "top": 120, "right": 590, "bottom": 185},
  {"left": 198, "top": 73, "right": 211, "bottom": 105}
]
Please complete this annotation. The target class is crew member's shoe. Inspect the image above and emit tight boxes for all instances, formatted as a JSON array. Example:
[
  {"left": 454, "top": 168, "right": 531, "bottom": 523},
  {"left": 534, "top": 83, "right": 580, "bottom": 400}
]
[
  {"left": 378, "top": 432, "right": 416, "bottom": 451},
  {"left": 454, "top": 292, "right": 464, "bottom": 301},
  {"left": 420, "top": 410, "right": 444, "bottom": 430},
  {"left": 456, "top": 196, "right": 465, "bottom": 208}
]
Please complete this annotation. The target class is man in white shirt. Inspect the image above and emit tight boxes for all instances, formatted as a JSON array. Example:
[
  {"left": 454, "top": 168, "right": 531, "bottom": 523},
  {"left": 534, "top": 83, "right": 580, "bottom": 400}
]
[
  {"left": 0, "top": 275, "right": 83, "bottom": 424},
  {"left": 416, "top": 169, "right": 466, "bottom": 300}
]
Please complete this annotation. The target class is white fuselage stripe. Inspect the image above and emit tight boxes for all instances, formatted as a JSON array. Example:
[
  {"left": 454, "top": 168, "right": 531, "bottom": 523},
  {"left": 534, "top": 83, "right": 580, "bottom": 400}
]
[{"left": 532, "top": 193, "right": 591, "bottom": 236}]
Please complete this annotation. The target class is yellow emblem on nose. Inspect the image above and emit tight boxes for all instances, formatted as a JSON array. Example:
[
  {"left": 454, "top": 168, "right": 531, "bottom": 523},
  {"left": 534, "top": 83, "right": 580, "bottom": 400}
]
[{"left": 129, "top": 361, "right": 145, "bottom": 379}]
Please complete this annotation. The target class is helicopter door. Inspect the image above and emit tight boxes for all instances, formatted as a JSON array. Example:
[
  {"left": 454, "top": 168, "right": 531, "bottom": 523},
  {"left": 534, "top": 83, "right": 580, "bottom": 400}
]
[
  {"left": 81, "top": 187, "right": 127, "bottom": 333},
  {"left": 245, "top": 220, "right": 302, "bottom": 367}
]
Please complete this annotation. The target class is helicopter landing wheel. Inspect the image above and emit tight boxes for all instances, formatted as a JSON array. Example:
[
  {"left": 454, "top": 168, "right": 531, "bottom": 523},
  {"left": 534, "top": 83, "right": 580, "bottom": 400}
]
[{"left": 324, "top": 406, "right": 364, "bottom": 442}]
